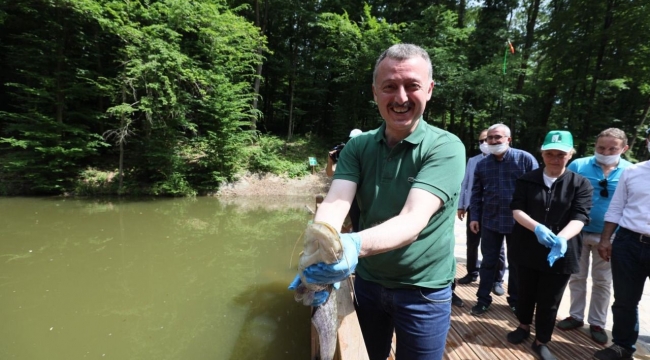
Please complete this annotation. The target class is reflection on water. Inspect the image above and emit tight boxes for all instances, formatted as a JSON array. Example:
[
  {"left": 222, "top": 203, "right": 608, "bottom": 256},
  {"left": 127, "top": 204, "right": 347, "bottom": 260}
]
[{"left": 0, "top": 196, "right": 314, "bottom": 360}]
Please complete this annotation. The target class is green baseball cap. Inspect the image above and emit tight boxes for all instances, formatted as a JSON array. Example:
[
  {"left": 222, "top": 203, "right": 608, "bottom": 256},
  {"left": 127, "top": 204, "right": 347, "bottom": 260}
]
[{"left": 541, "top": 130, "right": 574, "bottom": 152}]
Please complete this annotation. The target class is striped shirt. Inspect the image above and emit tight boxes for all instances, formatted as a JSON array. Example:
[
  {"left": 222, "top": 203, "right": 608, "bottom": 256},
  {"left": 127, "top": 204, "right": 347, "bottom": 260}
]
[{"left": 469, "top": 147, "right": 539, "bottom": 233}]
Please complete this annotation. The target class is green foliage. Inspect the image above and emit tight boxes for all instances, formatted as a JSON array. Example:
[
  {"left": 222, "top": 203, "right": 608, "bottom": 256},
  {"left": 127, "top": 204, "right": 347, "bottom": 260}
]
[
  {"left": 0, "top": 0, "right": 265, "bottom": 195},
  {"left": 151, "top": 172, "right": 198, "bottom": 197},
  {"left": 243, "top": 134, "right": 327, "bottom": 178},
  {"left": 244, "top": 135, "right": 307, "bottom": 178},
  {"left": 74, "top": 168, "right": 119, "bottom": 196},
  {"left": 3, "top": 0, "right": 650, "bottom": 195}
]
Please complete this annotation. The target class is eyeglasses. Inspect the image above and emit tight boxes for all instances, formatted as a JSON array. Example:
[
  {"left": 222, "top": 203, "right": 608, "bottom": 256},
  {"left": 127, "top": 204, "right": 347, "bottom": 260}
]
[
  {"left": 478, "top": 139, "right": 487, "bottom": 144},
  {"left": 599, "top": 179, "right": 608, "bottom": 198},
  {"left": 486, "top": 135, "right": 505, "bottom": 141}
]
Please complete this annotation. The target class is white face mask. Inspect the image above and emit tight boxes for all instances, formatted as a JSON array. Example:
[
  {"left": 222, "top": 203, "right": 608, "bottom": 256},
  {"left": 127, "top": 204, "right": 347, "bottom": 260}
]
[
  {"left": 479, "top": 142, "right": 490, "bottom": 155},
  {"left": 488, "top": 143, "right": 509, "bottom": 155},
  {"left": 594, "top": 153, "right": 620, "bottom": 165}
]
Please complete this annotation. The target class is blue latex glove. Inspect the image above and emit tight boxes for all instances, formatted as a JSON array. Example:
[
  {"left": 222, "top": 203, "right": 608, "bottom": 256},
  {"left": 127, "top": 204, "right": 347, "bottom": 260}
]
[
  {"left": 302, "top": 232, "right": 362, "bottom": 284},
  {"left": 288, "top": 274, "right": 339, "bottom": 306},
  {"left": 534, "top": 224, "right": 556, "bottom": 248},
  {"left": 547, "top": 236, "right": 568, "bottom": 266}
]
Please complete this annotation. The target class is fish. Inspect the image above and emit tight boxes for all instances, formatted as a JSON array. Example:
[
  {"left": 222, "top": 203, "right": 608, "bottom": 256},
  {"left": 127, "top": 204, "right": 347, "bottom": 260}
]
[
  {"left": 294, "top": 221, "right": 344, "bottom": 360},
  {"left": 312, "top": 288, "right": 338, "bottom": 360}
]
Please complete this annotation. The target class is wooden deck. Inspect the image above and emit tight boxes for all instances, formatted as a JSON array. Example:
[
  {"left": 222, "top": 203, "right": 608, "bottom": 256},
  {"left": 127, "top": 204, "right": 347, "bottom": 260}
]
[
  {"left": 429, "top": 265, "right": 608, "bottom": 360},
  {"left": 324, "top": 263, "right": 610, "bottom": 360}
]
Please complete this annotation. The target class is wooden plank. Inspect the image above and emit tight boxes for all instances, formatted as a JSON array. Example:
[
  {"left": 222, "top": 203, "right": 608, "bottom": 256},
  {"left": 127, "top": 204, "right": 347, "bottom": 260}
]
[
  {"left": 449, "top": 280, "right": 518, "bottom": 359},
  {"left": 334, "top": 279, "right": 369, "bottom": 360},
  {"left": 446, "top": 326, "right": 480, "bottom": 360},
  {"left": 452, "top": 263, "right": 608, "bottom": 360},
  {"left": 310, "top": 321, "right": 319, "bottom": 360}
]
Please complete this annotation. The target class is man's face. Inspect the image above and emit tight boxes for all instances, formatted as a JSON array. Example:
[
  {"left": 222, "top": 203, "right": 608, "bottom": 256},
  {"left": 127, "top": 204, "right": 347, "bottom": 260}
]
[
  {"left": 486, "top": 127, "right": 511, "bottom": 146},
  {"left": 595, "top": 136, "right": 628, "bottom": 155},
  {"left": 478, "top": 131, "right": 488, "bottom": 145},
  {"left": 372, "top": 56, "right": 434, "bottom": 134}
]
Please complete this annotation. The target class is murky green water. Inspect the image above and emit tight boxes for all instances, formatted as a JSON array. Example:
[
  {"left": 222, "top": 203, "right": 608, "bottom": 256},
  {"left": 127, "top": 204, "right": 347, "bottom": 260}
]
[{"left": 0, "top": 196, "right": 313, "bottom": 360}]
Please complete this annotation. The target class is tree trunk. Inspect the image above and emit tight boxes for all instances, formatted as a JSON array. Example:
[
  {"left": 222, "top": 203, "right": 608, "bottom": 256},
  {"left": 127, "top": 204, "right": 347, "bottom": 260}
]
[
  {"left": 580, "top": 0, "right": 615, "bottom": 155},
  {"left": 119, "top": 84, "right": 126, "bottom": 194},
  {"left": 251, "top": 0, "right": 269, "bottom": 131},
  {"left": 288, "top": 75, "right": 294, "bottom": 140},
  {"left": 515, "top": 0, "right": 540, "bottom": 94},
  {"left": 627, "top": 96, "right": 650, "bottom": 156},
  {"left": 457, "top": 0, "right": 466, "bottom": 28}
]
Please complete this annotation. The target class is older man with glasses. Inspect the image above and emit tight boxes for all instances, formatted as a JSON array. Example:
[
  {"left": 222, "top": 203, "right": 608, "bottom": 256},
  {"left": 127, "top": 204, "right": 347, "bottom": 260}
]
[
  {"left": 457, "top": 129, "right": 506, "bottom": 297},
  {"left": 557, "top": 128, "right": 632, "bottom": 345},
  {"left": 469, "top": 123, "right": 539, "bottom": 316}
]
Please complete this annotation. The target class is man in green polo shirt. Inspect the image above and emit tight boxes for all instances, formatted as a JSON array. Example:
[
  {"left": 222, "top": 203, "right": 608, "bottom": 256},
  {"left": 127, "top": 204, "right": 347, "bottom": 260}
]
[{"left": 296, "top": 43, "right": 465, "bottom": 360}]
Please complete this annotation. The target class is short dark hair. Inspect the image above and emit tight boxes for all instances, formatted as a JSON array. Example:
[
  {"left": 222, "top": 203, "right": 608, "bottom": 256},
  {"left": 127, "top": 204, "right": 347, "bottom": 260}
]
[
  {"left": 596, "top": 128, "right": 628, "bottom": 147},
  {"left": 373, "top": 44, "right": 433, "bottom": 85}
]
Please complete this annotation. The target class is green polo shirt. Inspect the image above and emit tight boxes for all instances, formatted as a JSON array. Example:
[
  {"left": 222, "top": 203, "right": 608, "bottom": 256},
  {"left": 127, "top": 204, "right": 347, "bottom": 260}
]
[{"left": 334, "top": 119, "right": 465, "bottom": 289}]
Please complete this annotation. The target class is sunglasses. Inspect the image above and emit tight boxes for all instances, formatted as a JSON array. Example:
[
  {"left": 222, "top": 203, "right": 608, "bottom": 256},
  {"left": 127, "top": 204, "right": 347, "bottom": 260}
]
[
  {"left": 599, "top": 179, "right": 608, "bottom": 198},
  {"left": 478, "top": 139, "right": 487, "bottom": 144}
]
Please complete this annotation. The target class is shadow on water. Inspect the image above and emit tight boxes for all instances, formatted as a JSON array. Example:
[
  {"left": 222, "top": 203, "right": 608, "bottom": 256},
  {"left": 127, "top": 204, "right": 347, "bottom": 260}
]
[{"left": 229, "top": 281, "right": 311, "bottom": 360}]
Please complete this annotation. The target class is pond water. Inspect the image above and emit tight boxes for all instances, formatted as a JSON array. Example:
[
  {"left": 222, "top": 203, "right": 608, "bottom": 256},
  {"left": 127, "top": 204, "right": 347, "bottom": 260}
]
[{"left": 0, "top": 196, "right": 315, "bottom": 360}]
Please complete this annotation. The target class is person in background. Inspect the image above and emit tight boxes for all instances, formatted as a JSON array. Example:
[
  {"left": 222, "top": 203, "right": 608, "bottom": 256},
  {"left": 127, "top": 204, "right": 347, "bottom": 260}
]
[
  {"left": 506, "top": 130, "right": 592, "bottom": 360},
  {"left": 326, "top": 129, "right": 363, "bottom": 232},
  {"left": 457, "top": 129, "right": 506, "bottom": 299},
  {"left": 593, "top": 129, "right": 650, "bottom": 360},
  {"left": 291, "top": 43, "right": 465, "bottom": 360},
  {"left": 469, "top": 123, "right": 538, "bottom": 316},
  {"left": 326, "top": 129, "right": 363, "bottom": 177},
  {"left": 557, "top": 128, "right": 632, "bottom": 344}
]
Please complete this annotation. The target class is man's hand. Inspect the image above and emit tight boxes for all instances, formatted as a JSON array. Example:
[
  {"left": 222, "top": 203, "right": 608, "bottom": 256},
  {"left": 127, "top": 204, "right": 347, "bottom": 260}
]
[
  {"left": 457, "top": 209, "right": 466, "bottom": 221},
  {"left": 534, "top": 224, "right": 556, "bottom": 248},
  {"left": 470, "top": 221, "right": 480, "bottom": 234},
  {"left": 303, "top": 233, "right": 362, "bottom": 284},
  {"left": 598, "top": 239, "right": 612, "bottom": 262},
  {"left": 288, "top": 275, "right": 340, "bottom": 306}
]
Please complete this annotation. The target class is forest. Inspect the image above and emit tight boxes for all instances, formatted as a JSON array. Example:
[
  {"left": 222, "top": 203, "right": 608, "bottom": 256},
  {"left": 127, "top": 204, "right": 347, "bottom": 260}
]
[{"left": 1, "top": 0, "right": 649, "bottom": 196}]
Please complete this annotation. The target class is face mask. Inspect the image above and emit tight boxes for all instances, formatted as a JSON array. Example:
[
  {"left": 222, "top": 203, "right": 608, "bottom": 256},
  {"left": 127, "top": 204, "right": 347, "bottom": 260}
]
[
  {"left": 594, "top": 153, "right": 620, "bottom": 165},
  {"left": 488, "top": 143, "right": 509, "bottom": 155},
  {"left": 479, "top": 142, "right": 490, "bottom": 155}
]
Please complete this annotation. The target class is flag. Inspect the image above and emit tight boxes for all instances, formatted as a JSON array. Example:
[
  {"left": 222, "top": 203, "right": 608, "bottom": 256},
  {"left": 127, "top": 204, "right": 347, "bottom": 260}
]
[{"left": 503, "top": 40, "right": 515, "bottom": 74}]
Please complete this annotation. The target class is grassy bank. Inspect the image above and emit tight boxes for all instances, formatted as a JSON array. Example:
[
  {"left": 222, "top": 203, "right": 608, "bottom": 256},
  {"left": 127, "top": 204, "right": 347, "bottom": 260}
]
[{"left": 71, "top": 134, "right": 332, "bottom": 197}]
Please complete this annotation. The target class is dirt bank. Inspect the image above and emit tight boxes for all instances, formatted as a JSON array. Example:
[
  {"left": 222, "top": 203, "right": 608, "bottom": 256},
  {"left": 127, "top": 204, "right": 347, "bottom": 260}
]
[{"left": 215, "top": 171, "right": 332, "bottom": 197}]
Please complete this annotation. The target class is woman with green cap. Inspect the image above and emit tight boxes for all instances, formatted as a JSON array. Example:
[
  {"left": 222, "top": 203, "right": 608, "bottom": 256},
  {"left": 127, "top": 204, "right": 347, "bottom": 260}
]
[{"left": 505, "top": 130, "right": 593, "bottom": 360}]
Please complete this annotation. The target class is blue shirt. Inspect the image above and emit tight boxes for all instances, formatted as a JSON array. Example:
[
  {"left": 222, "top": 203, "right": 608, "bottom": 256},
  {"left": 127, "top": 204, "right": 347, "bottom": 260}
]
[
  {"left": 458, "top": 153, "right": 487, "bottom": 210},
  {"left": 567, "top": 156, "right": 632, "bottom": 233},
  {"left": 469, "top": 147, "right": 539, "bottom": 233}
]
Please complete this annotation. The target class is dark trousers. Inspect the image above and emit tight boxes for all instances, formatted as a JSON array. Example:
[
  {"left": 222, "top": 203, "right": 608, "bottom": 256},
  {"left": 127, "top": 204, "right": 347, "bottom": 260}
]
[
  {"left": 516, "top": 265, "right": 570, "bottom": 343},
  {"left": 477, "top": 228, "right": 516, "bottom": 307},
  {"left": 354, "top": 275, "right": 451, "bottom": 360},
  {"left": 465, "top": 211, "right": 505, "bottom": 282},
  {"left": 610, "top": 227, "right": 650, "bottom": 352}
]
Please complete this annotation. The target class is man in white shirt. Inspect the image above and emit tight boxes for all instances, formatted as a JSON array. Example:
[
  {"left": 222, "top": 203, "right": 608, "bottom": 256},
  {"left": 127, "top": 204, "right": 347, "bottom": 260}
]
[{"left": 593, "top": 129, "right": 650, "bottom": 360}]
